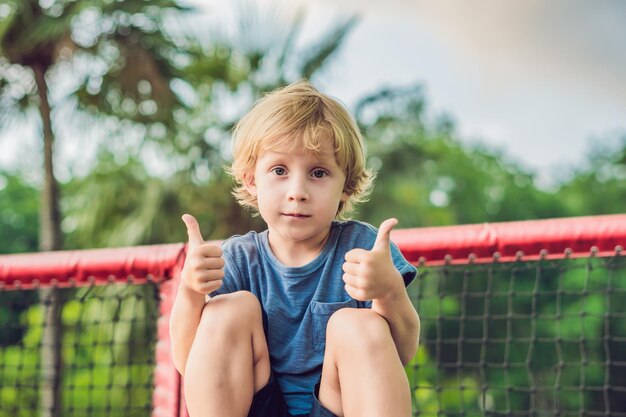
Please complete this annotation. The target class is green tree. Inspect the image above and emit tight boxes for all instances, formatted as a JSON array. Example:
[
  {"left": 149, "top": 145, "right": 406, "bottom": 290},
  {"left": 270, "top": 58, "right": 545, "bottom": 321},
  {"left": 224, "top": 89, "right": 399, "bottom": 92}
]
[
  {"left": 0, "top": 2, "right": 193, "bottom": 416},
  {"left": 0, "top": 170, "right": 38, "bottom": 254},
  {"left": 63, "top": 4, "right": 357, "bottom": 248},
  {"left": 353, "top": 85, "right": 567, "bottom": 228},
  {"left": 555, "top": 135, "right": 625, "bottom": 216},
  {"left": 0, "top": 0, "right": 189, "bottom": 251}
]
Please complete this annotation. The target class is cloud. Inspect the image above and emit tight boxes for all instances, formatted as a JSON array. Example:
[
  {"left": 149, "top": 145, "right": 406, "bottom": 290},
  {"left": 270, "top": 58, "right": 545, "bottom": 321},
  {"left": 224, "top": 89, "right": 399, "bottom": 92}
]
[
  {"left": 190, "top": 0, "right": 626, "bottom": 182},
  {"left": 400, "top": 0, "right": 626, "bottom": 106}
]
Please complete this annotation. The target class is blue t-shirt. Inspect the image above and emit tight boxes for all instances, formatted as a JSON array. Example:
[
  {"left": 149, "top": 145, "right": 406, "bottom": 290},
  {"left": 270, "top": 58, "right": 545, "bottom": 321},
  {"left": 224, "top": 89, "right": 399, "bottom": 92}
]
[{"left": 211, "top": 220, "right": 417, "bottom": 415}]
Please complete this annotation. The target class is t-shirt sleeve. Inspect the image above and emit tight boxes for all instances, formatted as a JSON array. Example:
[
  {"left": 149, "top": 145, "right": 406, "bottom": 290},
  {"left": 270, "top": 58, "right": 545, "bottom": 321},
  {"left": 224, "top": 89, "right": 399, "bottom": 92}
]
[
  {"left": 390, "top": 241, "right": 417, "bottom": 288},
  {"left": 209, "top": 239, "right": 244, "bottom": 298}
]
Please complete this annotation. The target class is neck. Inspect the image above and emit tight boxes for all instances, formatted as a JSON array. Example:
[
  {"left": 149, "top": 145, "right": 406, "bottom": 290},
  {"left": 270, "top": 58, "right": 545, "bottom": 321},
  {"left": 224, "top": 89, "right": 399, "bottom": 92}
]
[{"left": 267, "top": 229, "right": 330, "bottom": 267}]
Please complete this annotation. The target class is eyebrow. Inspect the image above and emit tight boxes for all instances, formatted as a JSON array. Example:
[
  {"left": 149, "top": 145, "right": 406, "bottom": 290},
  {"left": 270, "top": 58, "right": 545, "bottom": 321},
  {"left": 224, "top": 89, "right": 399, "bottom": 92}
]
[{"left": 262, "top": 150, "right": 339, "bottom": 166}]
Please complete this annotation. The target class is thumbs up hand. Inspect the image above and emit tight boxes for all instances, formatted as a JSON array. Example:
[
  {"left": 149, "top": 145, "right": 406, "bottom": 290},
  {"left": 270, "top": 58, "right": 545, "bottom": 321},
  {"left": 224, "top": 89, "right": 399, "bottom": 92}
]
[
  {"left": 180, "top": 214, "right": 225, "bottom": 295},
  {"left": 342, "top": 218, "right": 405, "bottom": 301}
]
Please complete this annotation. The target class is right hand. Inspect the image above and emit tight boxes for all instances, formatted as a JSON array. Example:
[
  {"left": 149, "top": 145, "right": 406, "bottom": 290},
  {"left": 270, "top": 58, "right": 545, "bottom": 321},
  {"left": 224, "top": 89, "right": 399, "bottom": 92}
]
[{"left": 180, "top": 214, "right": 225, "bottom": 294}]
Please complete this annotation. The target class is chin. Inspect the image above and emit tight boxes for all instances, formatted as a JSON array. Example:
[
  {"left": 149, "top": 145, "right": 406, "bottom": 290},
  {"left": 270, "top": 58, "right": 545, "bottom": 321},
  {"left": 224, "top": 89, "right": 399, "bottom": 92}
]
[
  {"left": 281, "top": 229, "right": 313, "bottom": 241},
  {"left": 275, "top": 225, "right": 316, "bottom": 241}
]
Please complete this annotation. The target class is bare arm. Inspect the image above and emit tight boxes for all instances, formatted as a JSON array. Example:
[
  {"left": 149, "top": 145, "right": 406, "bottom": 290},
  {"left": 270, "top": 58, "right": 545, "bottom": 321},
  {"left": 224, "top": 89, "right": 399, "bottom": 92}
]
[
  {"left": 372, "top": 276, "right": 420, "bottom": 366},
  {"left": 342, "top": 218, "right": 420, "bottom": 366},
  {"left": 169, "top": 286, "right": 206, "bottom": 374},
  {"left": 170, "top": 214, "right": 225, "bottom": 375}
]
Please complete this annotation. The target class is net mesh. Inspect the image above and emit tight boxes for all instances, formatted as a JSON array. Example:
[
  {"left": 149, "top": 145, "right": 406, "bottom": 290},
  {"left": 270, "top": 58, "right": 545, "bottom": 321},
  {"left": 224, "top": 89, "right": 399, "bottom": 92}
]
[
  {"left": 407, "top": 254, "right": 626, "bottom": 417},
  {"left": 1, "top": 253, "right": 625, "bottom": 416},
  {"left": 0, "top": 283, "right": 159, "bottom": 417}
]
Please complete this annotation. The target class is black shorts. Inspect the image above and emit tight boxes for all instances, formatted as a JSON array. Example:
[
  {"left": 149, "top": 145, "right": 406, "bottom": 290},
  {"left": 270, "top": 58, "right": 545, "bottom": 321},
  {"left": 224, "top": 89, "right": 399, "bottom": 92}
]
[{"left": 248, "top": 374, "right": 337, "bottom": 417}]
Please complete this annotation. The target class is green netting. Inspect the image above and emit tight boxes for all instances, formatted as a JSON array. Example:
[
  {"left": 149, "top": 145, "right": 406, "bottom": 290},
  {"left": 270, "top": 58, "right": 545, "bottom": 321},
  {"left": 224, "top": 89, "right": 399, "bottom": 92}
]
[
  {"left": 0, "top": 283, "right": 159, "bottom": 417},
  {"left": 1, "top": 254, "right": 625, "bottom": 416},
  {"left": 407, "top": 255, "right": 626, "bottom": 417}
]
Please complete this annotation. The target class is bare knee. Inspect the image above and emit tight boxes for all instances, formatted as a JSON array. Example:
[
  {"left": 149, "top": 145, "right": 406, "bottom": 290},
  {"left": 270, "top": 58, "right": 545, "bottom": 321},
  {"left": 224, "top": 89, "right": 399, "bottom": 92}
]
[
  {"left": 198, "top": 290, "right": 262, "bottom": 339},
  {"left": 188, "top": 291, "right": 270, "bottom": 393},
  {"left": 326, "top": 308, "right": 392, "bottom": 355}
]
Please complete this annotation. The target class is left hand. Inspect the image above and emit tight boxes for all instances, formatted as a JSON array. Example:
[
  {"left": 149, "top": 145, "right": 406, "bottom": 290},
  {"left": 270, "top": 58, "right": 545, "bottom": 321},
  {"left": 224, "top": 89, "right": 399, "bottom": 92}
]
[{"left": 342, "top": 218, "right": 404, "bottom": 301}]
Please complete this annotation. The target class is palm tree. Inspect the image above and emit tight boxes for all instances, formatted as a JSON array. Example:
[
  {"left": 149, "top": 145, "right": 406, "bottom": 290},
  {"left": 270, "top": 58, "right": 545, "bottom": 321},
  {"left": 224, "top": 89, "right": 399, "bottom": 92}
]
[
  {"left": 63, "top": 2, "right": 359, "bottom": 247},
  {"left": 0, "top": 0, "right": 190, "bottom": 251},
  {"left": 0, "top": 2, "right": 194, "bottom": 416}
]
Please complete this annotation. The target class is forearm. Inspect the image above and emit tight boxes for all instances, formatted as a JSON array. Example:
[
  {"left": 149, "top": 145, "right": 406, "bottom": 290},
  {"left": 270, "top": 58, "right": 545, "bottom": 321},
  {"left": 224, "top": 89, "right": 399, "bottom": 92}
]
[
  {"left": 169, "top": 284, "right": 207, "bottom": 374},
  {"left": 372, "top": 283, "right": 420, "bottom": 366}
]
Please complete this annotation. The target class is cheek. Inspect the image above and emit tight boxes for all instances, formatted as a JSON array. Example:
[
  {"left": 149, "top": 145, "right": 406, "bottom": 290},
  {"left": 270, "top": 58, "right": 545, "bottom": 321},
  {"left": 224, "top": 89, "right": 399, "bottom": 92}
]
[{"left": 255, "top": 179, "right": 278, "bottom": 206}]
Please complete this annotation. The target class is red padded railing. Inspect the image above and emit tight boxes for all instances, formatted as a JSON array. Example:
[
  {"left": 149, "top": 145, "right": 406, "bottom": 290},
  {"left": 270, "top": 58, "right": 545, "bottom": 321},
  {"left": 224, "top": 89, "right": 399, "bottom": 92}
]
[
  {"left": 392, "top": 214, "right": 625, "bottom": 265},
  {"left": 0, "top": 214, "right": 624, "bottom": 417},
  {"left": 0, "top": 243, "right": 186, "bottom": 289}
]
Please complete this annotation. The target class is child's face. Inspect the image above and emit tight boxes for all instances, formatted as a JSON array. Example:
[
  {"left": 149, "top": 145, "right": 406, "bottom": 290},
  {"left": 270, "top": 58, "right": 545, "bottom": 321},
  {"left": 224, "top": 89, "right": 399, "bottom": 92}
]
[{"left": 245, "top": 138, "right": 349, "bottom": 247}]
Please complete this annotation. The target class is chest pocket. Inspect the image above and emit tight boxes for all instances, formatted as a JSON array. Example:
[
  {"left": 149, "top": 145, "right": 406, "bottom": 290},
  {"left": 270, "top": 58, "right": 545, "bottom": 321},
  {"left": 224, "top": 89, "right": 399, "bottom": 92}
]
[{"left": 310, "top": 299, "right": 358, "bottom": 353}]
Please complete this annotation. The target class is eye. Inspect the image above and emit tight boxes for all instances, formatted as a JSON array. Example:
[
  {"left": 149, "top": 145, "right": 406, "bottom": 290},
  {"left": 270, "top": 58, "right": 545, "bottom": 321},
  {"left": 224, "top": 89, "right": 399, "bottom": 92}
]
[
  {"left": 271, "top": 167, "right": 286, "bottom": 176},
  {"left": 312, "top": 169, "right": 328, "bottom": 179}
]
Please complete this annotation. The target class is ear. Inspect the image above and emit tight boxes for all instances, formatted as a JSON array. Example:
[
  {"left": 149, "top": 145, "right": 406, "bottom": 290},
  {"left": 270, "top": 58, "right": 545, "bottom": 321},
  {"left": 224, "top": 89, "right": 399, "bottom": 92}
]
[
  {"left": 243, "top": 173, "right": 257, "bottom": 196},
  {"left": 340, "top": 190, "right": 350, "bottom": 202}
]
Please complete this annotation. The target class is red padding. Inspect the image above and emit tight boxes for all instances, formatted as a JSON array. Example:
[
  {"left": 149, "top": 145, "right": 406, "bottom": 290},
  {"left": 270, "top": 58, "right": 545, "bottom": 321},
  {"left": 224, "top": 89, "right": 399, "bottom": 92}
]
[
  {"left": 391, "top": 214, "right": 626, "bottom": 265},
  {"left": 1, "top": 215, "right": 624, "bottom": 287},
  {"left": 0, "top": 243, "right": 186, "bottom": 288}
]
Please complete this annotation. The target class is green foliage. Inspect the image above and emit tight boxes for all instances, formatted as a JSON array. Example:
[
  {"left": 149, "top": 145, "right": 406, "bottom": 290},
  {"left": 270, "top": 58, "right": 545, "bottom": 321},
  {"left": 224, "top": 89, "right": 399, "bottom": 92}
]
[
  {"left": 56, "top": 3, "right": 357, "bottom": 247},
  {"left": 62, "top": 152, "right": 186, "bottom": 248},
  {"left": 409, "top": 256, "right": 626, "bottom": 414},
  {"left": 0, "top": 0, "right": 192, "bottom": 126},
  {"left": 0, "top": 284, "right": 158, "bottom": 417},
  {"left": 406, "top": 347, "right": 483, "bottom": 417},
  {"left": 556, "top": 136, "right": 626, "bottom": 216},
  {"left": 0, "top": 290, "right": 36, "bottom": 347},
  {"left": 3, "top": 1, "right": 622, "bottom": 254},
  {"left": 355, "top": 86, "right": 568, "bottom": 228},
  {"left": 61, "top": 151, "right": 265, "bottom": 248},
  {"left": 0, "top": 171, "right": 38, "bottom": 254}
]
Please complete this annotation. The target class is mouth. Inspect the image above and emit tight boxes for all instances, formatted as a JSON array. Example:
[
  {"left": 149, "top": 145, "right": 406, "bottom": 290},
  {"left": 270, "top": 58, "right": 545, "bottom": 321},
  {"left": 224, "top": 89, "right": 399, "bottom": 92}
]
[{"left": 282, "top": 213, "right": 311, "bottom": 218}]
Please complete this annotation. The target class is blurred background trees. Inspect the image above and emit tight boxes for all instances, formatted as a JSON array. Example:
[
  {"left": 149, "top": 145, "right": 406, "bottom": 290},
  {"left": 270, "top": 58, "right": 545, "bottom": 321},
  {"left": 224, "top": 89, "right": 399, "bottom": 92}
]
[
  {"left": 0, "top": 0, "right": 194, "bottom": 252},
  {"left": 1, "top": 1, "right": 624, "bottom": 254},
  {"left": 0, "top": 0, "right": 363, "bottom": 252}
]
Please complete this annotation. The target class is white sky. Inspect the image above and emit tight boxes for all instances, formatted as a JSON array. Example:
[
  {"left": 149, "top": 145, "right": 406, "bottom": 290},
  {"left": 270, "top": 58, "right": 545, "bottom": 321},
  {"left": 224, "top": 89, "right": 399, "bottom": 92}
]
[
  {"left": 2, "top": 0, "right": 625, "bottom": 188},
  {"left": 301, "top": 0, "right": 626, "bottom": 185},
  {"left": 241, "top": 0, "right": 625, "bottom": 186}
]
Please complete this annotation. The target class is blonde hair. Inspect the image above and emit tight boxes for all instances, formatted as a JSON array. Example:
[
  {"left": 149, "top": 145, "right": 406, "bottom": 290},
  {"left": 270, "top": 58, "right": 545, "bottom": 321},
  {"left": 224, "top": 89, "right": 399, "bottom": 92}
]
[{"left": 229, "top": 80, "right": 374, "bottom": 219}]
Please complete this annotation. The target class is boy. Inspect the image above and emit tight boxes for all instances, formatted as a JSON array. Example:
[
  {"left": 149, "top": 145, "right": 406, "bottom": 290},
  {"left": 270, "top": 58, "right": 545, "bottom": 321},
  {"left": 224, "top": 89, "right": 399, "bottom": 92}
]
[{"left": 170, "top": 80, "right": 420, "bottom": 417}]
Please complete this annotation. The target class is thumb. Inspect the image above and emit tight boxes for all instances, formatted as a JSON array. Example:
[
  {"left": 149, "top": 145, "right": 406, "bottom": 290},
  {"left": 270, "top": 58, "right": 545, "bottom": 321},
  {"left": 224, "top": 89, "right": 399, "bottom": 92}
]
[
  {"left": 182, "top": 214, "right": 204, "bottom": 246},
  {"left": 373, "top": 218, "right": 398, "bottom": 252}
]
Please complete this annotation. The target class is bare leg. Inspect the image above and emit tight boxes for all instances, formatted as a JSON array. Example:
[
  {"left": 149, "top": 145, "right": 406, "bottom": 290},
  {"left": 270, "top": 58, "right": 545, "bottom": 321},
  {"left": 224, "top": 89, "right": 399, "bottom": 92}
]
[
  {"left": 183, "top": 291, "right": 271, "bottom": 417},
  {"left": 317, "top": 308, "right": 412, "bottom": 417}
]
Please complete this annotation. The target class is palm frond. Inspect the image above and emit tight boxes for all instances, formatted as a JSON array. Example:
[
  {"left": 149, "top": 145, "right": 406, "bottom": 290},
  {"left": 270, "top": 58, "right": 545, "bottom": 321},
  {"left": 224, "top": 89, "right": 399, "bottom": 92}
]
[
  {"left": 299, "top": 15, "right": 358, "bottom": 80},
  {"left": 14, "top": 3, "right": 82, "bottom": 54},
  {"left": 100, "top": 0, "right": 193, "bottom": 15},
  {"left": 0, "top": 0, "right": 18, "bottom": 47},
  {"left": 276, "top": 7, "right": 305, "bottom": 75}
]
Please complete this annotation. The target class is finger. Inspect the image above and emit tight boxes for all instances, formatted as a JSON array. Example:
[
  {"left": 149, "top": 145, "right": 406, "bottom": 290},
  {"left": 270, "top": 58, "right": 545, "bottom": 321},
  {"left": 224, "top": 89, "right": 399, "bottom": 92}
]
[
  {"left": 197, "top": 243, "right": 223, "bottom": 258},
  {"left": 182, "top": 214, "right": 204, "bottom": 246},
  {"left": 196, "top": 256, "right": 225, "bottom": 270},
  {"left": 345, "top": 248, "right": 369, "bottom": 263},
  {"left": 342, "top": 273, "right": 362, "bottom": 289},
  {"left": 344, "top": 284, "right": 366, "bottom": 302},
  {"left": 373, "top": 218, "right": 398, "bottom": 252},
  {"left": 197, "top": 269, "right": 225, "bottom": 282},
  {"left": 342, "top": 262, "right": 360, "bottom": 276}
]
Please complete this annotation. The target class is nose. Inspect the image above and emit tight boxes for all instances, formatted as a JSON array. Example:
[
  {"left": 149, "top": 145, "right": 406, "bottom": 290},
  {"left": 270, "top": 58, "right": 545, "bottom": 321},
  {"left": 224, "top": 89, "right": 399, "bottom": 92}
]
[{"left": 286, "top": 175, "right": 309, "bottom": 202}]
